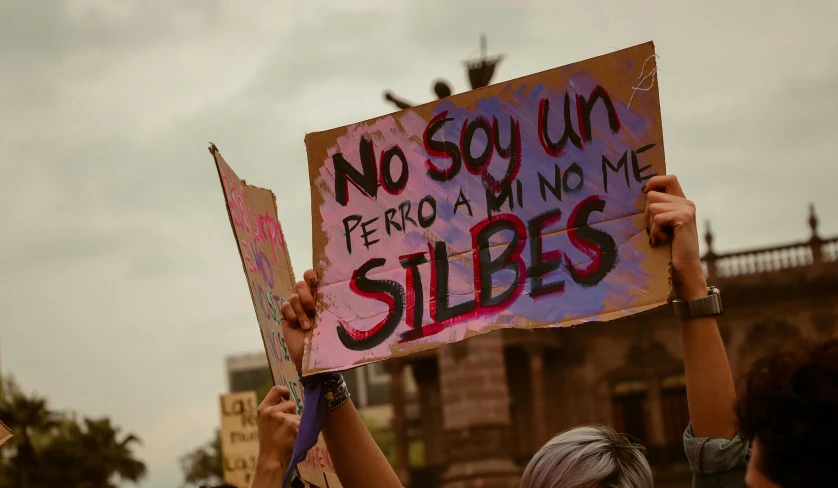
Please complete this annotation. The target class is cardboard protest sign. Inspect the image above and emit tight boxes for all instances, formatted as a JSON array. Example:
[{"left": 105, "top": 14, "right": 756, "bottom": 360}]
[
  {"left": 219, "top": 392, "right": 259, "bottom": 487},
  {"left": 303, "top": 41, "right": 670, "bottom": 374},
  {"left": 211, "top": 146, "right": 341, "bottom": 487},
  {"left": 0, "top": 420, "right": 12, "bottom": 447}
]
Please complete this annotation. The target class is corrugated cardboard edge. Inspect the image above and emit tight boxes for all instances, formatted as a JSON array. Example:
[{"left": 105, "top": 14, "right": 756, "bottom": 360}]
[{"left": 209, "top": 143, "right": 278, "bottom": 392}]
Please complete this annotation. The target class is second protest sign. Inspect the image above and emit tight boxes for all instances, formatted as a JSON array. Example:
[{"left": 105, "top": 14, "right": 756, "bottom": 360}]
[{"left": 303, "top": 41, "right": 671, "bottom": 374}]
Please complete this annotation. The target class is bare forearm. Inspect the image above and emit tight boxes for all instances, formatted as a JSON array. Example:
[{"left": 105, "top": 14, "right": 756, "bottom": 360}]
[
  {"left": 323, "top": 400, "right": 402, "bottom": 488},
  {"left": 678, "top": 274, "right": 737, "bottom": 439}
]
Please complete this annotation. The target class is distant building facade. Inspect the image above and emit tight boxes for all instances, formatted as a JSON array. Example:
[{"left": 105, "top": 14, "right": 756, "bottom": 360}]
[{"left": 226, "top": 352, "right": 272, "bottom": 393}]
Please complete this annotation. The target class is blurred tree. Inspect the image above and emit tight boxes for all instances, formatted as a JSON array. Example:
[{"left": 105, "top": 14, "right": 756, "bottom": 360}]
[
  {"left": 0, "top": 376, "right": 61, "bottom": 488},
  {"left": 37, "top": 416, "right": 146, "bottom": 487},
  {"left": 180, "top": 430, "right": 224, "bottom": 487},
  {"left": 0, "top": 375, "right": 146, "bottom": 488}
]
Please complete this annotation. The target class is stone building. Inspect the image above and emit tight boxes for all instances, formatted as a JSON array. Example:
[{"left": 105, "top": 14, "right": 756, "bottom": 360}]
[
  {"left": 226, "top": 351, "right": 272, "bottom": 393},
  {"left": 373, "top": 205, "right": 838, "bottom": 488}
]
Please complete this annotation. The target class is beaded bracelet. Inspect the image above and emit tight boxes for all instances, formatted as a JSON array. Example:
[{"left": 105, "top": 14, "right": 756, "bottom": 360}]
[{"left": 323, "top": 375, "right": 350, "bottom": 411}]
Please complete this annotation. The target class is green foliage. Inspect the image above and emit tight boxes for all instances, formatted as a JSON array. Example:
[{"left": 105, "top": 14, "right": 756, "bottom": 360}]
[
  {"left": 408, "top": 440, "right": 425, "bottom": 468},
  {"left": 179, "top": 430, "right": 223, "bottom": 487},
  {"left": 0, "top": 375, "right": 146, "bottom": 488}
]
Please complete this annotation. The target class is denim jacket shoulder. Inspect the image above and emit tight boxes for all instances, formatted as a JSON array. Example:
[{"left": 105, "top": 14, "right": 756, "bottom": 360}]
[{"left": 683, "top": 423, "right": 749, "bottom": 488}]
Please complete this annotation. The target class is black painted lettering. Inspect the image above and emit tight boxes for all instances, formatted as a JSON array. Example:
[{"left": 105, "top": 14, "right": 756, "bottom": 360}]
[
  {"left": 418, "top": 195, "right": 437, "bottom": 228},
  {"left": 380, "top": 145, "right": 409, "bottom": 195},
  {"left": 484, "top": 116, "right": 522, "bottom": 192},
  {"left": 539, "top": 93, "right": 582, "bottom": 156},
  {"left": 399, "top": 200, "right": 417, "bottom": 229},
  {"left": 471, "top": 215, "right": 526, "bottom": 309},
  {"left": 526, "top": 209, "right": 565, "bottom": 298},
  {"left": 337, "top": 258, "right": 405, "bottom": 350},
  {"left": 486, "top": 185, "right": 514, "bottom": 217},
  {"left": 462, "top": 117, "right": 493, "bottom": 175},
  {"left": 424, "top": 111, "right": 462, "bottom": 181},
  {"left": 360, "top": 217, "right": 380, "bottom": 249},
  {"left": 333, "top": 137, "right": 378, "bottom": 206},
  {"left": 431, "top": 241, "right": 477, "bottom": 322},
  {"left": 566, "top": 196, "right": 617, "bottom": 286},
  {"left": 562, "top": 162, "right": 584, "bottom": 194},
  {"left": 342, "top": 214, "right": 362, "bottom": 254},
  {"left": 400, "top": 252, "right": 429, "bottom": 330},
  {"left": 384, "top": 208, "right": 402, "bottom": 235},
  {"left": 538, "top": 164, "right": 561, "bottom": 202},
  {"left": 577, "top": 85, "right": 621, "bottom": 142},
  {"left": 453, "top": 188, "right": 473, "bottom": 217},
  {"left": 601, "top": 152, "right": 630, "bottom": 193},
  {"left": 631, "top": 144, "right": 657, "bottom": 184}
]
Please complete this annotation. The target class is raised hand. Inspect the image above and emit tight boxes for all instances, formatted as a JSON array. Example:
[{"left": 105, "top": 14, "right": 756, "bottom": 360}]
[
  {"left": 643, "top": 174, "right": 707, "bottom": 300},
  {"left": 279, "top": 270, "right": 318, "bottom": 372},
  {"left": 253, "top": 386, "right": 300, "bottom": 486}
]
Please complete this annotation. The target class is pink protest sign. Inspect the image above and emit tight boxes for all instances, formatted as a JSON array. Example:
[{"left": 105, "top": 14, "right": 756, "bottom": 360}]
[{"left": 303, "top": 42, "right": 671, "bottom": 375}]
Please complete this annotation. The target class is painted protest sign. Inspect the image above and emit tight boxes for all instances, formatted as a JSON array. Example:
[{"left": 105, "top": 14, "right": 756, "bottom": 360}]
[
  {"left": 219, "top": 392, "right": 259, "bottom": 487},
  {"left": 211, "top": 146, "right": 341, "bottom": 487},
  {"left": 303, "top": 41, "right": 671, "bottom": 374},
  {"left": 0, "top": 420, "right": 11, "bottom": 447}
]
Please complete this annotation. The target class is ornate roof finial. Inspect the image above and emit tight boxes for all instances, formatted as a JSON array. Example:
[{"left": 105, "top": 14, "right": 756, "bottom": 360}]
[
  {"left": 465, "top": 34, "right": 503, "bottom": 90},
  {"left": 809, "top": 203, "right": 819, "bottom": 238},
  {"left": 704, "top": 219, "right": 714, "bottom": 253}
]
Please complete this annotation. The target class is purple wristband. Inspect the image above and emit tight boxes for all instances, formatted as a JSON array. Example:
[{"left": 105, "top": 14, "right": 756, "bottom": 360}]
[{"left": 282, "top": 371, "right": 342, "bottom": 488}]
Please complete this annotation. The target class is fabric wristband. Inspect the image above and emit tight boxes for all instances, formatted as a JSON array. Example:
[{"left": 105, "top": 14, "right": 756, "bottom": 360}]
[{"left": 282, "top": 371, "right": 343, "bottom": 488}]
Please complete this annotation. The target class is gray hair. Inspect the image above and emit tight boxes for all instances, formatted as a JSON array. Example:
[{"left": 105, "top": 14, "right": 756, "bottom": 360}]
[{"left": 521, "top": 425, "right": 653, "bottom": 488}]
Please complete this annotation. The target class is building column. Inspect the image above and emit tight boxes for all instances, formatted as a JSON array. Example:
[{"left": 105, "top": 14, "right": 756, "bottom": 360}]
[
  {"left": 438, "top": 334, "right": 520, "bottom": 488},
  {"left": 411, "top": 358, "right": 444, "bottom": 469},
  {"left": 386, "top": 359, "right": 411, "bottom": 486},
  {"left": 645, "top": 372, "right": 666, "bottom": 463},
  {"left": 528, "top": 348, "right": 548, "bottom": 448}
]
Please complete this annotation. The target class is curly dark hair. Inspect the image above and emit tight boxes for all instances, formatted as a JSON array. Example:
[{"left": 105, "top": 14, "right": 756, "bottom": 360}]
[{"left": 735, "top": 339, "right": 838, "bottom": 487}]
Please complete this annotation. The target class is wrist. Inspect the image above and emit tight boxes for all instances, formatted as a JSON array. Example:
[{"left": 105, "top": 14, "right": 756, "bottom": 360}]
[
  {"left": 673, "top": 265, "right": 708, "bottom": 301},
  {"left": 256, "top": 450, "right": 287, "bottom": 475}
]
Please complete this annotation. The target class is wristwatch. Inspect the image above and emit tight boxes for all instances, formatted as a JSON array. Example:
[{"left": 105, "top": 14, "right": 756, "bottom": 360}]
[{"left": 671, "top": 286, "right": 724, "bottom": 318}]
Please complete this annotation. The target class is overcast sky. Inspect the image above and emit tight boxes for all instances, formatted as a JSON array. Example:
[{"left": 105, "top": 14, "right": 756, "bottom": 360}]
[{"left": 1, "top": 1, "right": 837, "bottom": 486}]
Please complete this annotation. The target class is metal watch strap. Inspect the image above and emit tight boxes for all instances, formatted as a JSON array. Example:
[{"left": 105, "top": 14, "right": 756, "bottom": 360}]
[
  {"left": 671, "top": 286, "right": 724, "bottom": 318},
  {"left": 323, "top": 375, "right": 350, "bottom": 411}
]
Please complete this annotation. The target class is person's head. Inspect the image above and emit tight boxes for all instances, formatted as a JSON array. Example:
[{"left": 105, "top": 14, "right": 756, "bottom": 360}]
[
  {"left": 521, "top": 425, "right": 653, "bottom": 488},
  {"left": 432, "top": 80, "right": 452, "bottom": 99},
  {"left": 736, "top": 339, "right": 838, "bottom": 488}
]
